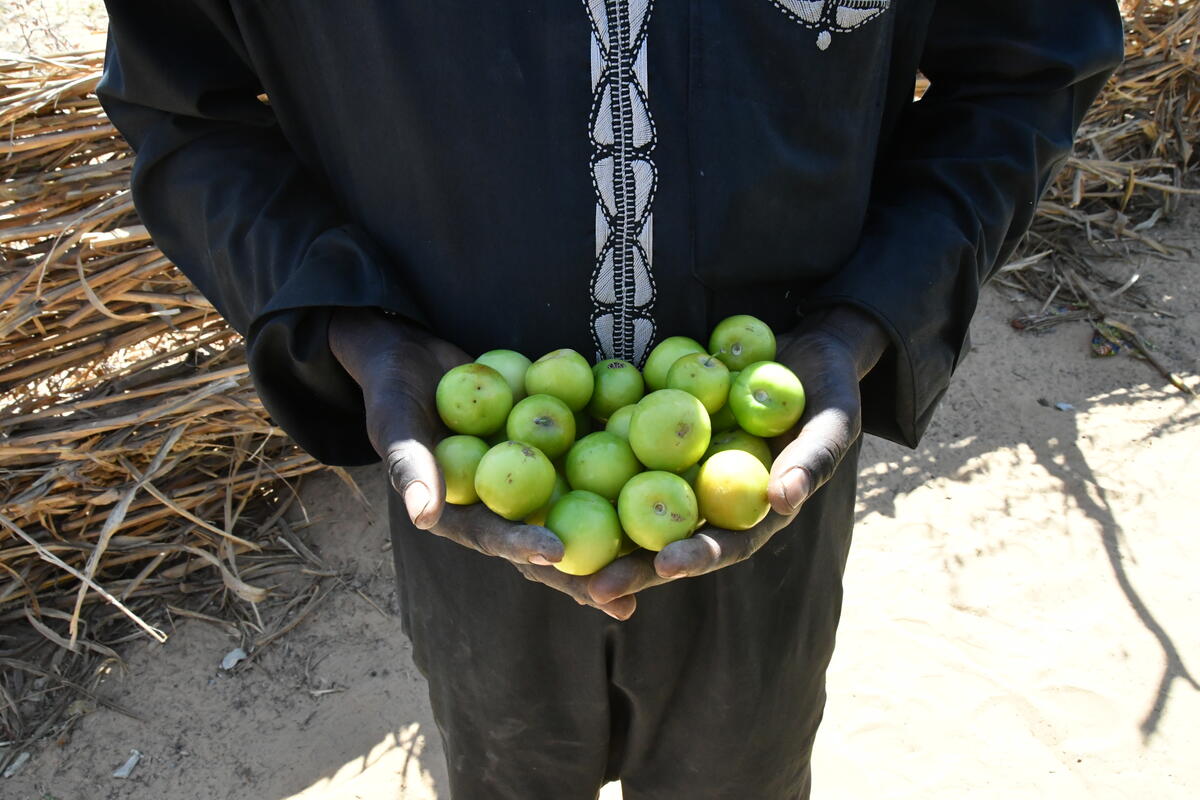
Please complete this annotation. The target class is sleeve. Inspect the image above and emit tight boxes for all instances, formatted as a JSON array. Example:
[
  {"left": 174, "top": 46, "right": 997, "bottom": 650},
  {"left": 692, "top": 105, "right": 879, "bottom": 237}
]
[
  {"left": 97, "top": 0, "right": 423, "bottom": 466},
  {"left": 800, "top": 0, "right": 1125, "bottom": 447}
]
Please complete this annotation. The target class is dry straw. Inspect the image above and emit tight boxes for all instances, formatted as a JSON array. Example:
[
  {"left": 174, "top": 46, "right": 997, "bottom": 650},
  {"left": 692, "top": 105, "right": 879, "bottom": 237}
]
[
  {"left": 1, "top": 0, "right": 1197, "bottom": 767},
  {"left": 0, "top": 50, "right": 342, "bottom": 765},
  {"left": 1004, "top": 0, "right": 1199, "bottom": 393}
]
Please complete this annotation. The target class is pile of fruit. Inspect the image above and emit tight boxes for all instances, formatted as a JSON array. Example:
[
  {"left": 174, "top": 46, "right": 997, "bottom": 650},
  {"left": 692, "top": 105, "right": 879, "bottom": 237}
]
[{"left": 433, "top": 315, "right": 805, "bottom": 575}]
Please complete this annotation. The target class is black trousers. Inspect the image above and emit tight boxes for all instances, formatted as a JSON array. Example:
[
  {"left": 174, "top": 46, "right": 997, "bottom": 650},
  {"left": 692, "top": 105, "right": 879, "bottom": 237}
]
[{"left": 389, "top": 439, "right": 860, "bottom": 799}]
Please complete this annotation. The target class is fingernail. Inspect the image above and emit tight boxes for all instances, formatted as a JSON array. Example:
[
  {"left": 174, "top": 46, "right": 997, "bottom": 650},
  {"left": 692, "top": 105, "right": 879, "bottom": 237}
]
[
  {"left": 404, "top": 481, "right": 432, "bottom": 526},
  {"left": 781, "top": 467, "right": 811, "bottom": 511},
  {"left": 528, "top": 554, "right": 552, "bottom": 566}
]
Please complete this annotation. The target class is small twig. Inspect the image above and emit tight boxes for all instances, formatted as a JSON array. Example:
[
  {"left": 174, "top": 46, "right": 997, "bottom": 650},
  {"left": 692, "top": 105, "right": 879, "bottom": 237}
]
[{"left": 0, "top": 512, "right": 167, "bottom": 643}]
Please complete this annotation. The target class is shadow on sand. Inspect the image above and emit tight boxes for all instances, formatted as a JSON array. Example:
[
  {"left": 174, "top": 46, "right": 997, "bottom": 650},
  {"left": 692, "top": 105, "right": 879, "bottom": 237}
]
[{"left": 852, "top": 308, "right": 1198, "bottom": 743}]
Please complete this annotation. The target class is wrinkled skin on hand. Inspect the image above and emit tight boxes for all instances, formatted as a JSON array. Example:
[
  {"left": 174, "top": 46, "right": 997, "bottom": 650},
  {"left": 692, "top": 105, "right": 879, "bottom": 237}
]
[
  {"left": 586, "top": 305, "right": 889, "bottom": 609},
  {"left": 328, "top": 309, "right": 638, "bottom": 620}
]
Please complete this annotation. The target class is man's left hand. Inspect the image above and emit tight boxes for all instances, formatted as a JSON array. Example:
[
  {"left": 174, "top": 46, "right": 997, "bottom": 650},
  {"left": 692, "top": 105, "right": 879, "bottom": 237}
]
[{"left": 588, "top": 305, "right": 889, "bottom": 607}]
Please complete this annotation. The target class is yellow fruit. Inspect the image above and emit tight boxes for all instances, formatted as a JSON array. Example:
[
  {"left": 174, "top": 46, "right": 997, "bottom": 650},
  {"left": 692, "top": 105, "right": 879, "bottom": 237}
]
[{"left": 694, "top": 450, "right": 770, "bottom": 531}]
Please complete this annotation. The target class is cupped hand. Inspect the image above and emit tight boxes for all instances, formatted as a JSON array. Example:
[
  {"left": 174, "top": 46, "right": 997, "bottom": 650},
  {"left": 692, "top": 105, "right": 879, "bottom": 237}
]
[
  {"left": 588, "top": 305, "right": 889, "bottom": 606},
  {"left": 328, "top": 309, "right": 637, "bottom": 620}
]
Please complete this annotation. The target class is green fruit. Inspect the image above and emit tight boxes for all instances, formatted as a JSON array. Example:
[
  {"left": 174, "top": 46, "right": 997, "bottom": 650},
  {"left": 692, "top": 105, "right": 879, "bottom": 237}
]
[
  {"left": 707, "top": 370, "right": 740, "bottom": 432},
  {"left": 564, "top": 431, "right": 642, "bottom": 503},
  {"left": 617, "top": 471, "right": 699, "bottom": 551},
  {"left": 588, "top": 359, "right": 645, "bottom": 420},
  {"left": 727, "top": 361, "right": 806, "bottom": 438},
  {"left": 546, "top": 490, "right": 623, "bottom": 575},
  {"left": 525, "top": 349, "right": 595, "bottom": 412},
  {"left": 434, "top": 435, "right": 490, "bottom": 505},
  {"left": 474, "top": 441, "right": 556, "bottom": 521},
  {"left": 524, "top": 473, "right": 571, "bottom": 526},
  {"left": 506, "top": 394, "right": 576, "bottom": 460},
  {"left": 678, "top": 462, "right": 700, "bottom": 489},
  {"left": 435, "top": 363, "right": 513, "bottom": 436},
  {"left": 605, "top": 405, "right": 636, "bottom": 441},
  {"left": 628, "top": 389, "right": 711, "bottom": 473},
  {"left": 643, "top": 336, "right": 706, "bottom": 392},
  {"left": 709, "top": 314, "right": 777, "bottom": 371},
  {"left": 695, "top": 450, "right": 771, "bottom": 531},
  {"left": 704, "top": 429, "right": 773, "bottom": 471},
  {"left": 666, "top": 352, "right": 731, "bottom": 414},
  {"left": 475, "top": 349, "right": 532, "bottom": 402}
]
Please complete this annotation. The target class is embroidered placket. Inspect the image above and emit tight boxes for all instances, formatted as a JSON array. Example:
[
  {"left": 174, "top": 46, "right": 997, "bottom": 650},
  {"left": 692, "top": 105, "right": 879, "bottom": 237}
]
[{"left": 586, "top": 0, "right": 657, "bottom": 366}]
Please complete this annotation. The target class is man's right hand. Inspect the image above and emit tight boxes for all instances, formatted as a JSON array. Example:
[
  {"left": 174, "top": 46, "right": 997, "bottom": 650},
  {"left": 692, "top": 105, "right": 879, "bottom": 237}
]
[{"left": 327, "top": 309, "right": 637, "bottom": 620}]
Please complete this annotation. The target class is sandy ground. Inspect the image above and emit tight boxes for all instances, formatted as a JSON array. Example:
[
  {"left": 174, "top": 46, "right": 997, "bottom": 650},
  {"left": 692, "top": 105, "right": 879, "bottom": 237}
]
[
  {"left": 7, "top": 209, "right": 1198, "bottom": 799},
  {"left": 0, "top": 0, "right": 106, "bottom": 54},
  {"left": 3, "top": 8, "right": 1198, "bottom": 799}
]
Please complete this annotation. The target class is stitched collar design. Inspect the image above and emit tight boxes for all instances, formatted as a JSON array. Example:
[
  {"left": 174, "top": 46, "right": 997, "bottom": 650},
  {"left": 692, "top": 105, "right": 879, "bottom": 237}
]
[{"left": 766, "top": 0, "right": 892, "bottom": 50}]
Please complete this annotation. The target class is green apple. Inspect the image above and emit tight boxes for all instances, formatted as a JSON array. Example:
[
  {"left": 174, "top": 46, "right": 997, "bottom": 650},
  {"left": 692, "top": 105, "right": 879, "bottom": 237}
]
[
  {"left": 643, "top": 336, "right": 706, "bottom": 392},
  {"left": 694, "top": 449, "right": 771, "bottom": 531},
  {"left": 524, "top": 473, "right": 571, "bottom": 526},
  {"left": 475, "top": 349, "right": 532, "bottom": 402},
  {"left": 506, "top": 394, "right": 576, "bottom": 460},
  {"left": 678, "top": 462, "right": 700, "bottom": 488},
  {"left": 727, "top": 361, "right": 806, "bottom": 438},
  {"left": 617, "top": 471, "right": 699, "bottom": 551},
  {"left": 628, "top": 389, "right": 711, "bottom": 473},
  {"left": 435, "top": 363, "right": 513, "bottom": 436},
  {"left": 703, "top": 429, "right": 773, "bottom": 471},
  {"left": 666, "top": 352, "right": 731, "bottom": 414},
  {"left": 709, "top": 314, "right": 777, "bottom": 371},
  {"left": 605, "top": 405, "right": 636, "bottom": 441},
  {"left": 588, "top": 359, "right": 645, "bottom": 420},
  {"left": 707, "top": 370, "right": 740, "bottom": 432},
  {"left": 564, "top": 431, "right": 641, "bottom": 503},
  {"left": 434, "top": 435, "right": 490, "bottom": 505},
  {"left": 525, "top": 348, "right": 594, "bottom": 412},
  {"left": 545, "top": 490, "right": 623, "bottom": 575},
  {"left": 473, "top": 441, "right": 556, "bottom": 521}
]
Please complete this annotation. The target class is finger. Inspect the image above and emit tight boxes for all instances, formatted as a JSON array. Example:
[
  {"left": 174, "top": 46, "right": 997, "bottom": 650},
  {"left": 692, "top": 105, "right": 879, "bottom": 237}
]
[
  {"left": 515, "top": 563, "right": 637, "bottom": 620},
  {"left": 435, "top": 504, "right": 565, "bottom": 565},
  {"left": 655, "top": 531, "right": 738, "bottom": 578},
  {"left": 654, "top": 512, "right": 788, "bottom": 579},
  {"left": 587, "top": 551, "right": 676, "bottom": 605},
  {"left": 767, "top": 406, "right": 856, "bottom": 516},
  {"left": 387, "top": 437, "right": 446, "bottom": 530},
  {"left": 478, "top": 519, "right": 566, "bottom": 565}
]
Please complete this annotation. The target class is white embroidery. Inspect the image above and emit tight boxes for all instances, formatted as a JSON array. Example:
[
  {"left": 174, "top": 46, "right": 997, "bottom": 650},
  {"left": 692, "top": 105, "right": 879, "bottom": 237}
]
[
  {"left": 766, "top": 0, "right": 891, "bottom": 50},
  {"left": 586, "top": 0, "right": 658, "bottom": 365}
]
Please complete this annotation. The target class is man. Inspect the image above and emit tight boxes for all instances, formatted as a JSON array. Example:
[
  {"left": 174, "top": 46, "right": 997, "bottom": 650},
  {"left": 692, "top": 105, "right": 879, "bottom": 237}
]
[{"left": 98, "top": 1, "right": 1123, "bottom": 796}]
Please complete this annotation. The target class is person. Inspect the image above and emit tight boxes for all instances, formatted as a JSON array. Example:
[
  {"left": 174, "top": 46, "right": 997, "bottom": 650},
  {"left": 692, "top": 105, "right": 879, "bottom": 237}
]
[{"left": 97, "top": 1, "right": 1124, "bottom": 797}]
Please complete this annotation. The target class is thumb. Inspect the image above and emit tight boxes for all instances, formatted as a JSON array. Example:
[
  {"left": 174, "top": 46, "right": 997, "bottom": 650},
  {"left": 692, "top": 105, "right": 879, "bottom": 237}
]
[
  {"left": 767, "top": 407, "right": 855, "bottom": 516},
  {"left": 387, "top": 437, "right": 446, "bottom": 530}
]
